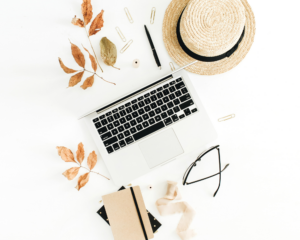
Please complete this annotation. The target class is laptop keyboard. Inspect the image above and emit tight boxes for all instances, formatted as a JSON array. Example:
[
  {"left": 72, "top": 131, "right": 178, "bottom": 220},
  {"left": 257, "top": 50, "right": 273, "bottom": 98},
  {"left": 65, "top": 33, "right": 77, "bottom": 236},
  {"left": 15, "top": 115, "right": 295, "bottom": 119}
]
[{"left": 92, "top": 78, "right": 198, "bottom": 154}]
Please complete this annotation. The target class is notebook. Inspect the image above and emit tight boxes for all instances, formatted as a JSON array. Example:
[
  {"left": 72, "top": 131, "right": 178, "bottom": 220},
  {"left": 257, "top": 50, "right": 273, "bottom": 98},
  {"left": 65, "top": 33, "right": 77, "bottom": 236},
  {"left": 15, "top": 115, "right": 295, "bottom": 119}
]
[
  {"left": 102, "top": 186, "right": 154, "bottom": 240},
  {"left": 97, "top": 186, "right": 161, "bottom": 233}
]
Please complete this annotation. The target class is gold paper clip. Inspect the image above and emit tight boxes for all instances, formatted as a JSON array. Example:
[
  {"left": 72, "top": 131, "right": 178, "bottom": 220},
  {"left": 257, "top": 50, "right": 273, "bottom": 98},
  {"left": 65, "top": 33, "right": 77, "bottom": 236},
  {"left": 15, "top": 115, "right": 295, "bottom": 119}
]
[
  {"left": 150, "top": 8, "right": 156, "bottom": 24},
  {"left": 170, "top": 62, "right": 175, "bottom": 71},
  {"left": 218, "top": 114, "right": 235, "bottom": 122},
  {"left": 115, "top": 27, "right": 126, "bottom": 42},
  {"left": 124, "top": 8, "right": 134, "bottom": 23},
  {"left": 120, "top": 40, "right": 133, "bottom": 53}
]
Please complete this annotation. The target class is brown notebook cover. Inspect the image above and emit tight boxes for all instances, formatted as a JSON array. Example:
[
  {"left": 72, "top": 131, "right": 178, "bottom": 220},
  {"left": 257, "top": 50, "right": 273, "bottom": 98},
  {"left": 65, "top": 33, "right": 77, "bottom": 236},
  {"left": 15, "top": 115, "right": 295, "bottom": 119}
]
[{"left": 102, "top": 186, "right": 154, "bottom": 240}]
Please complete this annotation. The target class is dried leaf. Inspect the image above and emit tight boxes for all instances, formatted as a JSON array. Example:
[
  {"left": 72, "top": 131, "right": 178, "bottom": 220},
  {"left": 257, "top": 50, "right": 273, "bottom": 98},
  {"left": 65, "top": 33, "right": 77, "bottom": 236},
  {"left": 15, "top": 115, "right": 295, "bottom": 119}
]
[
  {"left": 63, "top": 167, "right": 80, "bottom": 180},
  {"left": 81, "top": 75, "right": 94, "bottom": 90},
  {"left": 71, "top": 15, "right": 84, "bottom": 27},
  {"left": 100, "top": 37, "right": 117, "bottom": 67},
  {"left": 57, "top": 147, "right": 76, "bottom": 163},
  {"left": 82, "top": 46, "right": 97, "bottom": 71},
  {"left": 70, "top": 42, "right": 85, "bottom": 68},
  {"left": 58, "top": 58, "right": 77, "bottom": 74},
  {"left": 69, "top": 71, "right": 84, "bottom": 87},
  {"left": 76, "top": 142, "right": 85, "bottom": 164},
  {"left": 81, "top": 0, "right": 93, "bottom": 25},
  {"left": 89, "top": 10, "right": 104, "bottom": 36},
  {"left": 76, "top": 172, "right": 90, "bottom": 191},
  {"left": 87, "top": 151, "right": 97, "bottom": 170}
]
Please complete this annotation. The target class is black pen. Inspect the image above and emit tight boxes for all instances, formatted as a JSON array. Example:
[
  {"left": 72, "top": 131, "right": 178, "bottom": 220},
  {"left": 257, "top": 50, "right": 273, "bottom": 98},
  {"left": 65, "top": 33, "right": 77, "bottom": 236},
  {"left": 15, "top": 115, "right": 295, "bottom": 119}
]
[{"left": 144, "top": 25, "right": 161, "bottom": 69}]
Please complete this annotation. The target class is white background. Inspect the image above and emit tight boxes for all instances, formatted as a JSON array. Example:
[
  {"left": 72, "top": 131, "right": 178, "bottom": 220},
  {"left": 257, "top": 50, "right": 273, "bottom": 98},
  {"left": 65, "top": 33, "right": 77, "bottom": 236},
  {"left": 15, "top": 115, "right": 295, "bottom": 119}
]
[{"left": 0, "top": 0, "right": 299, "bottom": 239}]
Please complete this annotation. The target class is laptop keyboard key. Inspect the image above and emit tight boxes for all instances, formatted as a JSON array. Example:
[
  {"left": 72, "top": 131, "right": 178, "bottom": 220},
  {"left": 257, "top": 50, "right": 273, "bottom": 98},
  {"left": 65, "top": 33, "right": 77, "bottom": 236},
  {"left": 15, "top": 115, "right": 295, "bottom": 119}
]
[
  {"left": 137, "top": 117, "right": 143, "bottom": 123},
  {"left": 131, "top": 99, "right": 137, "bottom": 104},
  {"left": 149, "top": 111, "right": 155, "bottom": 117},
  {"left": 107, "top": 116, "right": 114, "bottom": 122},
  {"left": 99, "top": 115, "right": 105, "bottom": 120},
  {"left": 167, "top": 109, "right": 174, "bottom": 116},
  {"left": 180, "top": 100, "right": 194, "bottom": 110},
  {"left": 112, "top": 108, "right": 118, "bottom": 113},
  {"left": 119, "top": 105, "right": 125, "bottom": 110},
  {"left": 179, "top": 114, "right": 185, "bottom": 119},
  {"left": 112, "top": 143, "right": 120, "bottom": 151},
  {"left": 173, "top": 106, "right": 180, "bottom": 113},
  {"left": 142, "top": 121, "right": 149, "bottom": 128},
  {"left": 93, "top": 118, "right": 99, "bottom": 123},
  {"left": 181, "top": 88, "right": 188, "bottom": 94},
  {"left": 161, "top": 112, "right": 168, "bottom": 119},
  {"left": 118, "top": 126, "right": 125, "bottom": 132},
  {"left": 101, "top": 119, "right": 108, "bottom": 125},
  {"left": 157, "top": 92, "right": 163, "bottom": 98},
  {"left": 124, "top": 130, "right": 130, "bottom": 137},
  {"left": 101, "top": 132, "right": 112, "bottom": 140},
  {"left": 144, "top": 106, "right": 151, "bottom": 112},
  {"left": 106, "top": 112, "right": 112, "bottom": 117},
  {"left": 106, "top": 146, "right": 114, "bottom": 154},
  {"left": 124, "top": 123, "right": 131, "bottom": 129},
  {"left": 191, "top": 108, "right": 198, "bottom": 113},
  {"left": 142, "top": 114, "right": 149, "bottom": 120},
  {"left": 138, "top": 96, "right": 144, "bottom": 101},
  {"left": 167, "top": 102, "right": 174, "bottom": 108},
  {"left": 132, "top": 111, "right": 138, "bottom": 118},
  {"left": 133, "top": 121, "right": 165, "bottom": 141},
  {"left": 119, "top": 140, "right": 126, "bottom": 148},
  {"left": 125, "top": 136, "right": 134, "bottom": 145},
  {"left": 132, "top": 104, "right": 139, "bottom": 110},
  {"left": 164, "top": 117, "right": 173, "bottom": 126},
  {"left": 169, "top": 86, "right": 176, "bottom": 92},
  {"left": 151, "top": 90, "right": 157, "bottom": 95},
  {"left": 157, "top": 87, "right": 163, "bottom": 91},
  {"left": 130, "top": 119, "right": 137, "bottom": 126},
  {"left": 95, "top": 122, "right": 101, "bottom": 128},
  {"left": 149, "top": 118, "right": 155, "bottom": 125},
  {"left": 112, "top": 129, "right": 118, "bottom": 135},
  {"left": 136, "top": 124, "right": 143, "bottom": 131},
  {"left": 180, "top": 94, "right": 191, "bottom": 102},
  {"left": 138, "top": 108, "right": 145, "bottom": 115},
  {"left": 155, "top": 115, "right": 162, "bottom": 122},
  {"left": 163, "top": 89, "right": 170, "bottom": 96},
  {"left": 150, "top": 102, "right": 157, "bottom": 109},
  {"left": 144, "top": 98, "right": 151, "bottom": 104},
  {"left": 118, "top": 133, "right": 124, "bottom": 140},
  {"left": 157, "top": 99, "right": 163, "bottom": 106},
  {"left": 113, "top": 120, "right": 120, "bottom": 127},
  {"left": 107, "top": 123, "right": 114, "bottom": 130},
  {"left": 169, "top": 93, "right": 176, "bottom": 100},
  {"left": 174, "top": 99, "right": 180, "bottom": 105},
  {"left": 103, "top": 136, "right": 118, "bottom": 147},
  {"left": 138, "top": 101, "right": 145, "bottom": 108},
  {"left": 120, "top": 117, "right": 126, "bottom": 124},
  {"left": 163, "top": 84, "right": 169, "bottom": 89},
  {"left": 126, "top": 107, "right": 133, "bottom": 114},
  {"left": 163, "top": 97, "right": 169, "bottom": 103},
  {"left": 150, "top": 95, "right": 157, "bottom": 102},
  {"left": 184, "top": 108, "right": 191, "bottom": 116},
  {"left": 172, "top": 114, "right": 179, "bottom": 122},
  {"left": 155, "top": 108, "right": 162, "bottom": 114},
  {"left": 113, "top": 113, "right": 120, "bottom": 119},
  {"left": 130, "top": 127, "right": 137, "bottom": 134},
  {"left": 120, "top": 110, "right": 126, "bottom": 116},
  {"left": 161, "top": 105, "right": 168, "bottom": 111},
  {"left": 144, "top": 93, "right": 150, "bottom": 98},
  {"left": 176, "top": 78, "right": 182, "bottom": 82},
  {"left": 125, "top": 102, "right": 131, "bottom": 107},
  {"left": 175, "top": 91, "right": 182, "bottom": 97},
  {"left": 98, "top": 126, "right": 108, "bottom": 135},
  {"left": 126, "top": 115, "right": 133, "bottom": 121},
  {"left": 175, "top": 81, "right": 185, "bottom": 89}
]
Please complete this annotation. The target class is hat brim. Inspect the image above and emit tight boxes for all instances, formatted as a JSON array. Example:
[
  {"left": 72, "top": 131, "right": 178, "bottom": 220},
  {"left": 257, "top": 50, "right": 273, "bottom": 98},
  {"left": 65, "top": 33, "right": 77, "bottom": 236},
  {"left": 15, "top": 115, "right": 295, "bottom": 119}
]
[{"left": 163, "top": 0, "right": 256, "bottom": 75}]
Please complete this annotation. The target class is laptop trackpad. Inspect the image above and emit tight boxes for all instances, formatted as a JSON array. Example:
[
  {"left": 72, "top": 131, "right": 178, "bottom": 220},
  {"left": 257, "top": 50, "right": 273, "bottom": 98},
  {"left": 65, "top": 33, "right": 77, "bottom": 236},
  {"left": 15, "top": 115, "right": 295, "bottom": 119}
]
[{"left": 138, "top": 128, "right": 184, "bottom": 169}]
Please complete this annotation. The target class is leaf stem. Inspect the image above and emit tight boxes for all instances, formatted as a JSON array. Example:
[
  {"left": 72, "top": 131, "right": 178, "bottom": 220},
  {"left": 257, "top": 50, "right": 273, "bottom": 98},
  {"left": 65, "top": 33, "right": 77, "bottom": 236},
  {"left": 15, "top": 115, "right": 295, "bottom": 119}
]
[
  {"left": 83, "top": 22, "right": 103, "bottom": 73},
  {"left": 76, "top": 163, "right": 110, "bottom": 180},
  {"left": 84, "top": 69, "right": 116, "bottom": 85},
  {"left": 112, "top": 65, "right": 120, "bottom": 70}
]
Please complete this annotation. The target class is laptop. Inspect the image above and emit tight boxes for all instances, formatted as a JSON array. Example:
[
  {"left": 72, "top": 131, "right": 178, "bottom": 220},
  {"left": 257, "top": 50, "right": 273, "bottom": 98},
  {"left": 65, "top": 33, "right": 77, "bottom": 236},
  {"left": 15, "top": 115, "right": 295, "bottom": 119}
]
[{"left": 80, "top": 63, "right": 217, "bottom": 186}]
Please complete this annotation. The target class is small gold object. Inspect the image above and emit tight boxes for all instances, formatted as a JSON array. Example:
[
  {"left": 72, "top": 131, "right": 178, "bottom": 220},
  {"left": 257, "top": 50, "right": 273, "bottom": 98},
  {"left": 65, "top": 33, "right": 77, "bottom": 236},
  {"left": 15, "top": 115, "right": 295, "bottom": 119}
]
[
  {"left": 116, "top": 27, "right": 126, "bottom": 42},
  {"left": 124, "top": 8, "right": 134, "bottom": 23},
  {"left": 150, "top": 8, "right": 156, "bottom": 24},
  {"left": 99, "top": 200, "right": 102, "bottom": 203},
  {"left": 218, "top": 114, "right": 235, "bottom": 122},
  {"left": 170, "top": 62, "right": 175, "bottom": 71},
  {"left": 120, "top": 40, "right": 133, "bottom": 53}
]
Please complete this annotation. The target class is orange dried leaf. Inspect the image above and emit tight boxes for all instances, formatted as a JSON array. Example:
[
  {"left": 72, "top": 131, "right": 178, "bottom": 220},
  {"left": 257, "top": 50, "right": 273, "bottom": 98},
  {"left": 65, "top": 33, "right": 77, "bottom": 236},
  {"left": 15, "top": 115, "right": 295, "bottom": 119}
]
[
  {"left": 81, "top": 0, "right": 93, "bottom": 25},
  {"left": 87, "top": 151, "right": 97, "bottom": 170},
  {"left": 76, "top": 142, "right": 85, "bottom": 164},
  {"left": 63, "top": 167, "right": 80, "bottom": 180},
  {"left": 69, "top": 71, "right": 84, "bottom": 87},
  {"left": 75, "top": 172, "right": 90, "bottom": 191},
  {"left": 58, "top": 58, "right": 77, "bottom": 74},
  {"left": 71, "top": 15, "right": 84, "bottom": 27},
  {"left": 81, "top": 75, "right": 94, "bottom": 90},
  {"left": 89, "top": 10, "right": 104, "bottom": 36},
  {"left": 58, "top": 147, "right": 76, "bottom": 163},
  {"left": 82, "top": 46, "right": 97, "bottom": 71},
  {"left": 70, "top": 42, "right": 85, "bottom": 68}
]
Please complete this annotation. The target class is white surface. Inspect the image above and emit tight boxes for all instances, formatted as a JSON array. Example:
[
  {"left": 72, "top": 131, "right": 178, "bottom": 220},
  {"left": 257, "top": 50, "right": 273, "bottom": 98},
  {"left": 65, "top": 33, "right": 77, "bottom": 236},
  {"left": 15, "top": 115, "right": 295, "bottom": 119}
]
[{"left": 0, "top": 0, "right": 299, "bottom": 239}]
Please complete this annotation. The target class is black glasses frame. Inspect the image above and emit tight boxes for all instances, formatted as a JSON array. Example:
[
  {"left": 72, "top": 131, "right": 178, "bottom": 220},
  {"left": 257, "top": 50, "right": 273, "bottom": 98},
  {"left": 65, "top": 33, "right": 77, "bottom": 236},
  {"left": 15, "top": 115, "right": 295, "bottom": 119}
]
[{"left": 182, "top": 145, "right": 229, "bottom": 197}]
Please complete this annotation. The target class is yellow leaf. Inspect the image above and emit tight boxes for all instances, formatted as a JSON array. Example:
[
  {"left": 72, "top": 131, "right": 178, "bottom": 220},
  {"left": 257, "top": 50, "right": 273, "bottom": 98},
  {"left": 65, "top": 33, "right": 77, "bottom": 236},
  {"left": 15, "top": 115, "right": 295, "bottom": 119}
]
[
  {"left": 87, "top": 151, "right": 97, "bottom": 170},
  {"left": 81, "top": 0, "right": 93, "bottom": 25},
  {"left": 82, "top": 46, "right": 97, "bottom": 71},
  {"left": 63, "top": 167, "right": 80, "bottom": 180},
  {"left": 70, "top": 41, "right": 85, "bottom": 68},
  {"left": 81, "top": 75, "right": 94, "bottom": 90},
  {"left": 71, "top": 15, "right": 84, "bottom": 27},
  {"left": 75, "top": 172, "right": 90, "bottom": 190},
  {"left": 58, "top": 58, "right": 77, "bottom": 74},
  {"left": 69, "top": 71, "right": 84, "bottom": 87},
  {"left": 89, "top": 10, "right": 104, "bottom": 36},
  {"left": 76, "top": 142, "right": 85, "bottom": 164},
  {"left": 57, "top": 147, "right": 76, "bottom": 163}
]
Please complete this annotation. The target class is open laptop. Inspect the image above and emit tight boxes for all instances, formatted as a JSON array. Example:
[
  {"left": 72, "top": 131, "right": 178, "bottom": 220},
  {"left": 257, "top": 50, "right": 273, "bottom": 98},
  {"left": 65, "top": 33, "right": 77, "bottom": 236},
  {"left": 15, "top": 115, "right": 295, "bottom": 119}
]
[{"left": 80, "top": 62, "right": 217, "bottom": 186}]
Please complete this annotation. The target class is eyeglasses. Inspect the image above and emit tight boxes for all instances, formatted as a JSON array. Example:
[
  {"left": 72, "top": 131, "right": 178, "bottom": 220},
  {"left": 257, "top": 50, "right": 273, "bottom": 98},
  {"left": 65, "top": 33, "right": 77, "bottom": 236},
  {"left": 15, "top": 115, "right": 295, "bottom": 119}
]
[{"left": 182, "top": 145, "right": 229, "bottom": 197}]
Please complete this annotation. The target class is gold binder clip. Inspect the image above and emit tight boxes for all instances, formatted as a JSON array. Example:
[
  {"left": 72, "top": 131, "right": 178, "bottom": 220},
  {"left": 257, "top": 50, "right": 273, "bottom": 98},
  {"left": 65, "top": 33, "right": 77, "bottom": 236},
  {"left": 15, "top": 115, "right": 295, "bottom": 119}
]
[
  {"left": 218, "top": 114, "right": 235, "bottom": 122},
  {"left": 127, "top": 183, "right": 132, "bottom": 186},
  {"left": 124, "top": 8, "right": 134, "bottom": 23},
  {"left": 150, "top": 7, "right": 156, "bottom": 24},
  {"left": 120, "top": 40, "right": 133, "bottom": 53},
  {"left": 170, "top": 62, "right": 176, "bottom": 71},
  {"left": 115, "top": 27, "right": 126, "bottom": 42}
]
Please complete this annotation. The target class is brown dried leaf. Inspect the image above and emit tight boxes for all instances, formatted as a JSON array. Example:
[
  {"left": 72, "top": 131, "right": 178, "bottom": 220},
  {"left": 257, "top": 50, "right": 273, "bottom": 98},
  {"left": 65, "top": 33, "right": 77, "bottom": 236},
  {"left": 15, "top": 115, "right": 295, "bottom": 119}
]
[
  {"left": 69, "top": 71, "right": 84, "bottom": 87},
  {"left": 70, "top": 41, "right": 85, "bottom": 68},
  {"left": 81, "top": 0, "right": 93, "bottom": 25},
  {"left": 87, "top": 151, "right": 97, "bottom": 170},
  {"left": 75, "top": 172, "right": 90, "bottom": 191},
  {"left": 57, "top": 147, "right": 76, "bottom": 163},
  {"left": 81, "top": 75, "right": 94, "bottom": 90},
  {"left": 63, "top": 167, "right": 80, "bottom": 180},
  {"left": 89, "top": 10, "right": 104, "bottom": 36},
  {"left": 76, "top": 142, "right": 85, "bottom": 164},
  {"left": 100, "top": 37, "right": 117, "bottom": 67},
  {"left": 71, "top": 15, "right": 84, "bottom": 27},
  {"left": 58, "top": 58, "right": 77, "bottom": 74},
  {"left": 82, "top": 46, "right": 97, "bottom": 71}
]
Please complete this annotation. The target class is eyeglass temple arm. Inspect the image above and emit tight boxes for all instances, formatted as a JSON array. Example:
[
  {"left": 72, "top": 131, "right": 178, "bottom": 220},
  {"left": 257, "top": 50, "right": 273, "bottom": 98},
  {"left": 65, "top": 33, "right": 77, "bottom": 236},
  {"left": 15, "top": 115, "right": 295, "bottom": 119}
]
[{"left": 185, "top": 163, "right": 229, "bottom": 185}]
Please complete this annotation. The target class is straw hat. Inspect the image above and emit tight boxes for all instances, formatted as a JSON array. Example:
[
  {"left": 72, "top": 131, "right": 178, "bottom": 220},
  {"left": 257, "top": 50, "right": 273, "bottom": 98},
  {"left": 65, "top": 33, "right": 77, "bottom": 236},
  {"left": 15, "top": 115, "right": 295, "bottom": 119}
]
[{"left": 163, "top": 0, "right": 256, "bottom": 75}]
